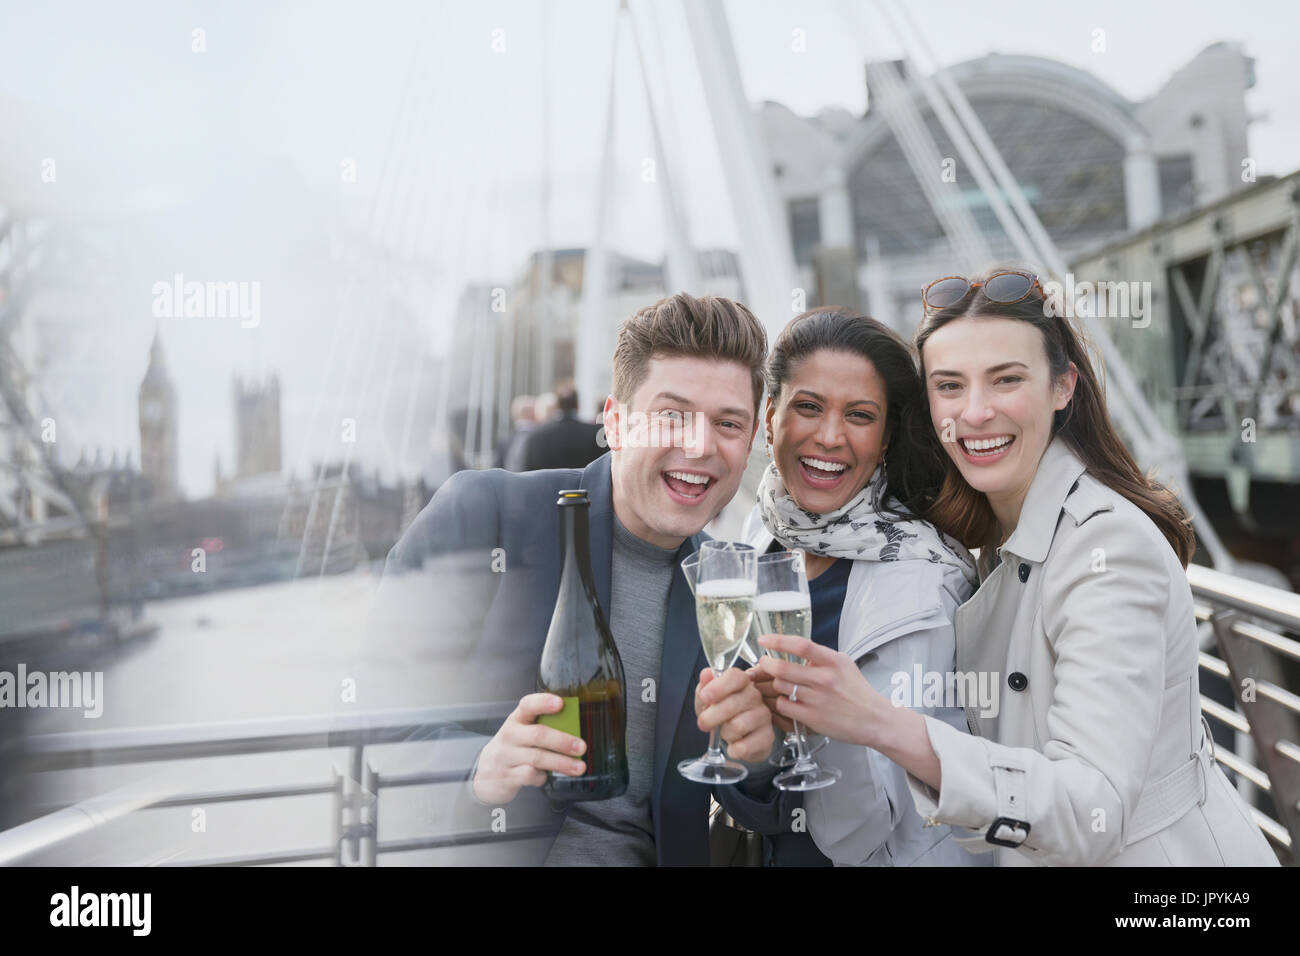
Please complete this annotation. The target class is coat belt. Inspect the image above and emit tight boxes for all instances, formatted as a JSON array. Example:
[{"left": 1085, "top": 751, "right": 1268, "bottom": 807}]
[{"left": 1126, "top": 717, "right": 1214, "bottom": 845}]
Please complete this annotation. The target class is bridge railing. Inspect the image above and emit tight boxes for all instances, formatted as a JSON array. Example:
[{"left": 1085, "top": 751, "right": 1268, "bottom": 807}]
[
  {"left": 1187, "top": 563, "right": 1300, "bottom": 862},
  {"left": 0, "top": 703, "right": 556, "bottom": 866},
  {"left": 2, "top": 566, "right": 1297, "bottom": 865}
]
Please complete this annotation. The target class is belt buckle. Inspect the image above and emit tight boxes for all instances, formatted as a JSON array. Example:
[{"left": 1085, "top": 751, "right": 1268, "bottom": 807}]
[
  {"left": 1199, "top": 714, "right": 1216, "bottom": 761},
  {"left": 985, "top": 817, "right": 1031, "bottom": 848},
  {"left": 1197, "top": 715, "right": 1215, "bottom": 808}
]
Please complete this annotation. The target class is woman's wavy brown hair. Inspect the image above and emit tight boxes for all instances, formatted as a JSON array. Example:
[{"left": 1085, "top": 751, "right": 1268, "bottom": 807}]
[{"left": 913, "top": 266, "right": 1195, "bottom": 567}]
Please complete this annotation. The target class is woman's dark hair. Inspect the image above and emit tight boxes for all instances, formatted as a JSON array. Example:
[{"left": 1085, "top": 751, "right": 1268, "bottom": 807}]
[
  {"left": 913, "top": 265, "right": 1195, "bottom": 566},
  {"left": 766, "top": 306, "right": 947, "bottom": 523}
]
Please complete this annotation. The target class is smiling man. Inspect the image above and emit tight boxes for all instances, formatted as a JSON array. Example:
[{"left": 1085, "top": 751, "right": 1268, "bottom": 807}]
[{"left": 383, "top": 292, "right": 780, "bottom": 865}]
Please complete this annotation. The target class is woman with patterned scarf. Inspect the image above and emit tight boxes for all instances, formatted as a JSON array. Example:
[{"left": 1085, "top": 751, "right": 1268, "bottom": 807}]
[{"left": 735, "top": 307, "right": 989, "bottom": 867}]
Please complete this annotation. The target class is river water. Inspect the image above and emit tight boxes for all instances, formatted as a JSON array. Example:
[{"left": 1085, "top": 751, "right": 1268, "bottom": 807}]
[{"left": 14, "top": 565, "right": 537, "bottom": 866}]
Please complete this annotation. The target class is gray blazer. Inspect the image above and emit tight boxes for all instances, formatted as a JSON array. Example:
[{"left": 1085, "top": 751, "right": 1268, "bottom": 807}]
[
  {"left": 377, "top": 452, "right": 784, "bottom": 865},
  {"left": 906, "top": 437, "right": 1279, "bottom": 866}
]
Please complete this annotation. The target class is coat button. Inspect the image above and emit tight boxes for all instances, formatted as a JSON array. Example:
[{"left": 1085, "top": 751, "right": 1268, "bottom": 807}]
[
  {"left": 1008, "top": 672, "right": 1028, "bottom": 691},
  {"left": 1018, "top": 563, "right": 1030, "bottom": 582}
]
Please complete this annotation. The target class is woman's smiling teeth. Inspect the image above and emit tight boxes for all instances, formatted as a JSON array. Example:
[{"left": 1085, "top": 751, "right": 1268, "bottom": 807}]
[
  {"left": 797, "top": 455, "right": 851, "bottom": 487},
  {"left": 960, "top": 435, "right": 1015, "bottom": 457},
  {"left": 799, "top": 456, "right": 847, "bottom": 473}
]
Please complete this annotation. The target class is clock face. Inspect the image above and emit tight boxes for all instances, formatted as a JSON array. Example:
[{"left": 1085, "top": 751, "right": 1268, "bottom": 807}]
[{"left": 142, "top": 399, "right": 163, "bottom": 422}]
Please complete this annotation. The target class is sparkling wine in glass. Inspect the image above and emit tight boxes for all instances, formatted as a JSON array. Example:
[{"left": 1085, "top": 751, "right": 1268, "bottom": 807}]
[
  {"left": 681, "top": 550, "right": 760, "bottom": 665},
  {"left": 755, "top": 550, "right": 839, "bottom": 791},
  {"left": 678, "top": 541, "right": 756, "bottom": 785}
]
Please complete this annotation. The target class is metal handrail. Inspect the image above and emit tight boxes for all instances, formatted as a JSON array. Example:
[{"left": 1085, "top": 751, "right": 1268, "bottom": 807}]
[
  {"left": 21, "top": 703, "right": 512, "bottom": 772},
  {"left": 0, "top": 780, "right": 176, "bottom": 867},
  {"left": 1186, "top": 563, "right": 1300, "bottom": 633},
  {"left": 1188, "top": 564, "right": 1300, "bottom": 857},
  {"left": 2, "top": 703, "right": 516, "bottom": 866},
  {"left": 1200, "top": 695, "right": 1250, "bottom": 733}
]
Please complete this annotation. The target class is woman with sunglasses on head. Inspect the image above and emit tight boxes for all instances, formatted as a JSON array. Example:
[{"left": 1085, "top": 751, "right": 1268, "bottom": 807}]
[
  {"left": 706, "top": 307, "right": 989, "bottom": 866},
  {"left": 756, "top": 268, "right": 1278, "bottom": 866}
]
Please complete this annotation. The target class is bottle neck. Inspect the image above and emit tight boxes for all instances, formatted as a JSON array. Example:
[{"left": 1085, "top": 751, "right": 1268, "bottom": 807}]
[{"left": 560, "top": 503, "right": 598, "bottom": 593}]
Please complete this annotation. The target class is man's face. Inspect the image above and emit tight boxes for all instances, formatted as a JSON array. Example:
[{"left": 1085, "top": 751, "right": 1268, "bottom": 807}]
[{"left": 605, "top": 354, "right": 758, "bottom": 550}]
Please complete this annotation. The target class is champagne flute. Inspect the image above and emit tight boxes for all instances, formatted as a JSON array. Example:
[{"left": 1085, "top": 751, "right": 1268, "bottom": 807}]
[
  {"left": 687, "top": 548, "right": 821, "bottom": 766},
  {"left": 678, "top": 541, "right": 756, "bottom": 784},
  {"left": 756, "top": 551, "right": 802, "bottom": 769},
  {"left": 755, "top": 550, "right": 840, "bottom": 791},
  {"left": 681, "top": 550, "right": 759, "bottom": 666}
]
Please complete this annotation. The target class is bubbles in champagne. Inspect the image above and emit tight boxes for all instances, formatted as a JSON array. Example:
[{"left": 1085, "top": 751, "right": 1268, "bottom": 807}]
[
  {"left": 754, "top": 590, "right": 811, "bottom": 663},
  {"left": 695, "top": 578, "right": 755, "bottom": 671}
]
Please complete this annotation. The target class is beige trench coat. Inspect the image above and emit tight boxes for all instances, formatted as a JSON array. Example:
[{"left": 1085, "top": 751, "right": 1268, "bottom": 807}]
[{"left": 906, "top": 438, "right": 1279, "bottom": 866}]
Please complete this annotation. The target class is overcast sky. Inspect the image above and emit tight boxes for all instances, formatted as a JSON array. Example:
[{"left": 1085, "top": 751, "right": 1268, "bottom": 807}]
[{"left": 2, "top": 0, "right": 1297, "bottom": 496}]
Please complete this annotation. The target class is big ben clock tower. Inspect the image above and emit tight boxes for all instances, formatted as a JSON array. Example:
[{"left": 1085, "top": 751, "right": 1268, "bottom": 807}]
[{"left": 139, "top": 327, "right": 180, "bottom": 499}]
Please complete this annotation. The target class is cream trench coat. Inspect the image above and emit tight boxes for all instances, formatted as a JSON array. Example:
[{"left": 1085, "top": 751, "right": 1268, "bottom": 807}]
[{"left": 906, "top": 437, "right": 1279, "bottom": 866}]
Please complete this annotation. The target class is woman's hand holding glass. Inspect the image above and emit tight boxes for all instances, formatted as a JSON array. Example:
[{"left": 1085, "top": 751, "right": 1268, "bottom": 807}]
[
  {"left": 754, "top": 634, "right": 892, "bottom": 750},
  {"left": 754, "top": 550, "right": 839, "bottom": 790}
]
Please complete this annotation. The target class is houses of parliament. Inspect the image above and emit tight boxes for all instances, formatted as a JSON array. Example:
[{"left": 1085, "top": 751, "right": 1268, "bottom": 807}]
[{"left": 0, "top": 332, "right": 411, "bottom": 640}]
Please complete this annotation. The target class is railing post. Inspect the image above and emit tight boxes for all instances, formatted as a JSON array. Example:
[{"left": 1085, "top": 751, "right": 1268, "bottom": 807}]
[
  {"left": 362, "top": 763, "right": 379, "bottom": 866},
  {"left": 348, "top": 745, "right": 364, "bottom": 865},
  {"left": 1208, "top": 608, "right": 1300, "bottom": 849},
  {"left": 331, "top": 766, "right": 346, "bottom": 866}
]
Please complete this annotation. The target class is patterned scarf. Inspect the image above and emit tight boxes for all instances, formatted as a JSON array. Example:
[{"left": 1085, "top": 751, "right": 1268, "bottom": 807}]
[{"left": 756, "top": 461, "right": 978, "bottom": 588}]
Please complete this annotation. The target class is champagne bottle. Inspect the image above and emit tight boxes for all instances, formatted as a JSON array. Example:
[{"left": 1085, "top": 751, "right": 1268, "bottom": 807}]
[{"left": 536, "top": 490, "right": 628, "bottom": 802}]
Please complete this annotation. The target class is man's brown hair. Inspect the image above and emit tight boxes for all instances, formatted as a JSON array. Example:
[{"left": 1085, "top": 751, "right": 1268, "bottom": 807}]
[{"left": 611, "top": 292, "right": 768, "bottom": 413}]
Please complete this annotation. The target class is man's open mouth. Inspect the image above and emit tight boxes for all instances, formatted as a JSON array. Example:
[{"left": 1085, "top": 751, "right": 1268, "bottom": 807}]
[{"left": 663, "top": 469, "right": 714, "bottom": 501}]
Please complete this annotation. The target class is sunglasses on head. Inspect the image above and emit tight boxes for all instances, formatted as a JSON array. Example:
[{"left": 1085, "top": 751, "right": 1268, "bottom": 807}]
[{"left": 922, "top": 271, "right": 1042, "bottom": 311}]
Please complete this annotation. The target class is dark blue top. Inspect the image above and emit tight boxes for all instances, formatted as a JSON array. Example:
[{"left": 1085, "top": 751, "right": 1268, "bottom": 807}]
[
  {"left": 808, "top": 557, "right": 852, "bottom": 651},
  {"left": 760, "top": 543, "right": 852, "bottom": 867}
]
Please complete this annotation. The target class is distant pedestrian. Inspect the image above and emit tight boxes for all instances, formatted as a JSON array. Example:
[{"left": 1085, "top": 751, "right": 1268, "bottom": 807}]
[
  {"left": 533, "top": 391, "right": 557, "bottom": 426},
  {"left": 523, "top": 380, "right": 604, "bottom": 471},
  {"left": 499, "top": 395, "right": 537, "bottom": 471}
]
